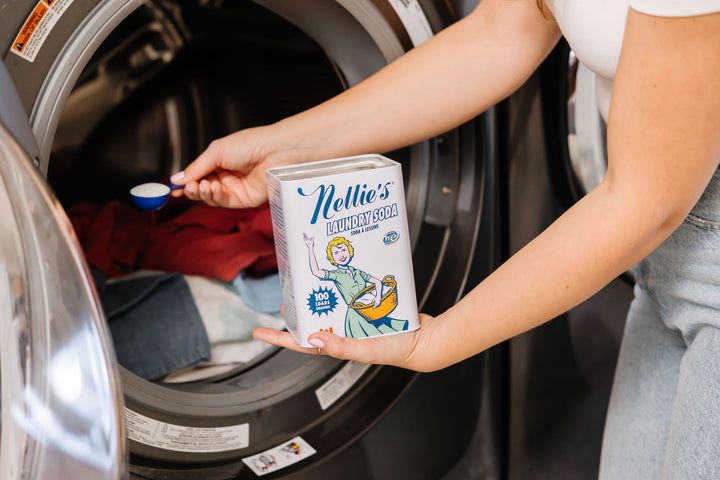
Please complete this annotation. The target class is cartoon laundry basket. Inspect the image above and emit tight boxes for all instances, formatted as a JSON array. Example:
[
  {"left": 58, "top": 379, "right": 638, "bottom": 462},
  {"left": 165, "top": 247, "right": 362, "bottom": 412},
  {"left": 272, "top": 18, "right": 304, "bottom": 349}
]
[{"left": 350, "top": 275, "right": 399, "bottom": 322}]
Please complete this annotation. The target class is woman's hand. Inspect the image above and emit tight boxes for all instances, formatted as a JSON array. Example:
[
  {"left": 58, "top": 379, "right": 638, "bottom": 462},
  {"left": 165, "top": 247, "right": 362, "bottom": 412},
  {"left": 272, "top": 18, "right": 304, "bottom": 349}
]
[
  {"left": 169, "top": 125, "right": 306, "bottom": 208},
  {"left": 252, "top": 313, "right": 433, "bottom": 371}
]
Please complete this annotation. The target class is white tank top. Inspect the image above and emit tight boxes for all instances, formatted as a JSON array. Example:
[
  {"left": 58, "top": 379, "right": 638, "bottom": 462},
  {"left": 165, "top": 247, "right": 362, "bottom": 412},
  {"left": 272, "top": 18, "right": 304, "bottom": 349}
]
[{"left": 545, "top": 0, "right": 720, "bottom": 121}]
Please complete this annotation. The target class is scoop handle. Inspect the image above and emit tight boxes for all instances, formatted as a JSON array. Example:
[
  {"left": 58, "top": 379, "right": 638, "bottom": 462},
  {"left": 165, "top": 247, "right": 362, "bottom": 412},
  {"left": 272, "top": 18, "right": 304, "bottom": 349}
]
[{"left": 167, "top": 183, "right": 184, "bottom": 190}]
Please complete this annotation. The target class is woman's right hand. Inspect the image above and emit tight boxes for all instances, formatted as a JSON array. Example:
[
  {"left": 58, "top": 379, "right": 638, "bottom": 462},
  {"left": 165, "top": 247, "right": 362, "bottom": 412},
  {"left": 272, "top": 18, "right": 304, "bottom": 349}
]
[{"left": 169, "top": 125, "right": 307, "bottom": 208}]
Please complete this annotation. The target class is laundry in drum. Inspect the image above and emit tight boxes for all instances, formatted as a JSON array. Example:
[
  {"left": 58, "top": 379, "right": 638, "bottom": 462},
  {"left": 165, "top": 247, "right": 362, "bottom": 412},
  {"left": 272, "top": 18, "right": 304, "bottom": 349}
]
[
  {"left": 67, "top": 200, "right": 283, "bottom": 381},
  {"left": 266, "top": 154, "right": 420, "bottom": 347},
  {"left": 129, "top": 182, "right": 184, "bottom": 211}
]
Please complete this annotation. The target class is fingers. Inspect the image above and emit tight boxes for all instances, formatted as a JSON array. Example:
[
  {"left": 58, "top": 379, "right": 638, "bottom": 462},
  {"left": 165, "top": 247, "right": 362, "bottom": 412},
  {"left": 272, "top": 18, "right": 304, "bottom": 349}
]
[
  {"left": 254, "top": 322, "right": 423, "bottom": 368},
  {"left": 252, "top": 327, "right": 318, "bottom": 355},
  {"left": 169, "top": 159, "right": 267, "bottom": 209},
  {"left": 198, "top": 178, "right": 221, "bottom": 207},
  {"left": 173, "top": 173, "right": 241, "bottom": 208},
  {"left": 307, "top": 332, "right": 399, "bottom": 365},
  {"left": 253, "top": 327, "right": 379, "bottom": 363},
  {"left": 168, "top": 139, "right": 239, "bottom": 206},
  {"left": 172, "top": 140, "right": 225, "bottom": 185},
  {"left": 177, "top": 175, "right": 220, "bottom": 206}
]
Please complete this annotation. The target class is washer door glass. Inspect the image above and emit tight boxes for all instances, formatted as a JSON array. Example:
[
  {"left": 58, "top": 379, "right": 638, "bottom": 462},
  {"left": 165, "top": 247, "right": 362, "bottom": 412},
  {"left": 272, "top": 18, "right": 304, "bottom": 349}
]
[{"left": 0, "top": 70, "right": 126, "bottom": 479}]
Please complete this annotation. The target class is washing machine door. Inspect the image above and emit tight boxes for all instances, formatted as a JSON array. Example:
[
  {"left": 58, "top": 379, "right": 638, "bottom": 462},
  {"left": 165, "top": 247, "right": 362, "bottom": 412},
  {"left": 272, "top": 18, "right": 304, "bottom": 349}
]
[{"left": 0, "top": 62, "right": 126, "bottom": 480}]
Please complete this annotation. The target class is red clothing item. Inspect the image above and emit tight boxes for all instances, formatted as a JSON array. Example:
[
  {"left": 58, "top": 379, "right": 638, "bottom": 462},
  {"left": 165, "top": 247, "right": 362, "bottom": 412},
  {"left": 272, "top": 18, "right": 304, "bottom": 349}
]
[{"left": 69, "top": 201, "right": 277, "bottom": 281}]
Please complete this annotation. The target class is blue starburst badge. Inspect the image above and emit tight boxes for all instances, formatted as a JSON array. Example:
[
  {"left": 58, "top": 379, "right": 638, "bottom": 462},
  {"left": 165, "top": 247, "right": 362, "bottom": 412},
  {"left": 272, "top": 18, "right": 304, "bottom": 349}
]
[{"left": 307, "top": 286, "right": 338, "bottom": 316}]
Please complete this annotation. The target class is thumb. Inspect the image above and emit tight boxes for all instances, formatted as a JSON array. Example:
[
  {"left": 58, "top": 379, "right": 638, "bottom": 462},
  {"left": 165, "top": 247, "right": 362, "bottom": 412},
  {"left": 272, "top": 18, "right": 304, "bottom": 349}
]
[{"left": 171, "top": 141, "right": 224, "bottom": 185}]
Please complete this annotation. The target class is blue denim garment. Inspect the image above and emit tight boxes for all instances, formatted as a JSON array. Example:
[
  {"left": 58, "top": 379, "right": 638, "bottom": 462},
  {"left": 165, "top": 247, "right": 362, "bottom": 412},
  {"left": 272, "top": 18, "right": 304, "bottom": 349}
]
[
  {"left": 95, "top": 270, "right": 210, "bottom": 380},
  {"left": 600, "top": 168, "right": 720, "bottom": 479}
]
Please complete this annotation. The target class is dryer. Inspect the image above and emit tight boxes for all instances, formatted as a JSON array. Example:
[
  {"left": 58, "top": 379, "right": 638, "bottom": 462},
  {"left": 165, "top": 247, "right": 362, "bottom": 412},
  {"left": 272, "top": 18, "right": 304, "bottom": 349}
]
[{"left": 0, "top": 1, "right": 503, "bottom": 478}]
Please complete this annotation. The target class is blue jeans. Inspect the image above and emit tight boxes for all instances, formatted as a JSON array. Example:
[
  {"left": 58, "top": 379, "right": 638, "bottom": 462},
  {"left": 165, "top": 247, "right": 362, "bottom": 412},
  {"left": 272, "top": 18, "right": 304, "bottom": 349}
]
[{"left": 599, "top": 169, "right": 720, "bottom": 479}]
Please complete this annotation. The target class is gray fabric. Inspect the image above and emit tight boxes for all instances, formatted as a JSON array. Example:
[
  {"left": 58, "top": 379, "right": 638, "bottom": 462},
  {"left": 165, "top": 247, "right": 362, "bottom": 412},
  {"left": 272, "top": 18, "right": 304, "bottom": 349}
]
[{"left": 600, "top": 168, "right": 720, "bottom": 479}]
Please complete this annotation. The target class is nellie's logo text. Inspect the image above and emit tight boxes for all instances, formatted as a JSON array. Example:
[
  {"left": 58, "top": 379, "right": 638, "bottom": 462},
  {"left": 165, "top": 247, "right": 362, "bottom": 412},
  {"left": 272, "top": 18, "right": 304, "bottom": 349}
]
[{"left": 299, "top": 182, "right": 392, "bottom": 224}]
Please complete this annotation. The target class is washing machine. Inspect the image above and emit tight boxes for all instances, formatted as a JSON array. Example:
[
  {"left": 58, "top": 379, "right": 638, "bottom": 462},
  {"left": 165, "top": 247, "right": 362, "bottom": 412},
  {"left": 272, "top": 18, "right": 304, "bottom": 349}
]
[
  {"left": 0, "top": 1, "right": 506, "bottom": 479},
  {"left": 491, "top": 40, "right": 635, "bottom": 479}
]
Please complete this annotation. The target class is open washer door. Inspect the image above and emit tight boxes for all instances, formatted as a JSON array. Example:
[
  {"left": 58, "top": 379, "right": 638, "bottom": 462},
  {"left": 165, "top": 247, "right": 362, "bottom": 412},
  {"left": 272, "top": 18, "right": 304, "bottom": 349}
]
[
  {"left": 2, "top": 1, "right": 500, "bottom": 479},
  {"left": 0, "top": 62, "right": 126, "bottom": 480}
]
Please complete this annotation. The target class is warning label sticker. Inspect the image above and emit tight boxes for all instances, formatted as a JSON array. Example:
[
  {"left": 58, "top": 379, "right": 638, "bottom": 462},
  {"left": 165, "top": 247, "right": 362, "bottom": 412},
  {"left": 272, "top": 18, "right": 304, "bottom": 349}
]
[
  {"left": 315, "top": 360, "right": 371, "bottom": 410},
  {"left": 125, "top": 408, "right": 250, "bottom": 453},
  {"left": 10, "top": 0, "right": 74, "bottom": 63},
  {"left": 242, "top": 436, "right": 317, "bottom": 476}
]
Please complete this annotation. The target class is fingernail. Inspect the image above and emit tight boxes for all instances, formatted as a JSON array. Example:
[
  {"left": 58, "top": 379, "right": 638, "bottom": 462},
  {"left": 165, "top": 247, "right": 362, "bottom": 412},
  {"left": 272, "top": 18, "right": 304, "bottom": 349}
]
[
  {"left": 170, "top": 171, "right": 184, "bottom": 183},
  {"left": 308, "top": 338, "right": 325, "bottom": 348},
  {"left": 199, "top": 185, "right": 206, "bottom": 195}
]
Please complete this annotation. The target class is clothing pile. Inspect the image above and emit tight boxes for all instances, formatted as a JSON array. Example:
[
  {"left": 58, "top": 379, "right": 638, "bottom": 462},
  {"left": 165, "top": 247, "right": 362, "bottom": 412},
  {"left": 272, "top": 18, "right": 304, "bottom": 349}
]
[{"left": 70, "top": 199, "right": 284, "bottom": 380}]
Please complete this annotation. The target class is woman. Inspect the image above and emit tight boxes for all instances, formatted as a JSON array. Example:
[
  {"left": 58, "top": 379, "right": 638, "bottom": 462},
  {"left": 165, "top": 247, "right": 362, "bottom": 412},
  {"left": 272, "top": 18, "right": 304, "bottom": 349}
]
[
  {"left": 170, "top": 1, "right": 720, "bottom": 477},
  {"left": 304, "top": 234, "right": 408, "bottom": 338}
]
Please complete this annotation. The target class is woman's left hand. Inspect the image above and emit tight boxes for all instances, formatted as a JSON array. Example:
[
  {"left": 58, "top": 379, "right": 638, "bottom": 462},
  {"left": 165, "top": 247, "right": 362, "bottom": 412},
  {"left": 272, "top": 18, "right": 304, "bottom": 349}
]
[{"left": 252, "top": 313, "right": 432, "bottom": 370}]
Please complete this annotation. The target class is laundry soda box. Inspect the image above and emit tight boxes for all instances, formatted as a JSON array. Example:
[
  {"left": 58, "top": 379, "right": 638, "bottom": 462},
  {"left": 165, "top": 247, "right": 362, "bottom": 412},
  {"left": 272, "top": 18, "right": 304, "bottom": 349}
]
[{"left": 266, "top": 154, "right": 419, "bottom": 347}]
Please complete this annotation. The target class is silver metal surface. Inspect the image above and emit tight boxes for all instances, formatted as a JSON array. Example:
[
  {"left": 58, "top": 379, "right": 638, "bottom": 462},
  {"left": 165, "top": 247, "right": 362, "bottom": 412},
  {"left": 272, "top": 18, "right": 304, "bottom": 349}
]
[
  {"left": 0, "top": 123, "right": 126, "bottom": 479},
  {"left": 30, "top": 0, "right": 148, "bottom": 174},
  {"left": 566, "top": 51, "right": 608, "bottom": 195}
]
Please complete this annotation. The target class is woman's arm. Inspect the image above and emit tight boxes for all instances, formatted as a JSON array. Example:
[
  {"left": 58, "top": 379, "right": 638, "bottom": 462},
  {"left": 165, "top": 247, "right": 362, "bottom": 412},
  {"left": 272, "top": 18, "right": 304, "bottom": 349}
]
[
  {"left": 265, "top": 0, "right": 561, "bottom": 159},
  {"left": 174, "top": 0, "right": 561, "bottom": 207},
  {"left": 257, "top": 9, "right": 720, "bottom": 371},
  {"left": 401, "top": 9, "right": 720, "bottom": 371}
]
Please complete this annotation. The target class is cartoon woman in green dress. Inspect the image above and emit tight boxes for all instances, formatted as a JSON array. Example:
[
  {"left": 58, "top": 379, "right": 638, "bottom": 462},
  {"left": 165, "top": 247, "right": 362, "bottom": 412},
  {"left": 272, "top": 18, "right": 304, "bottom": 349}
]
[{"left": 304, "top": 233, "right": 408, "bottom": 339}]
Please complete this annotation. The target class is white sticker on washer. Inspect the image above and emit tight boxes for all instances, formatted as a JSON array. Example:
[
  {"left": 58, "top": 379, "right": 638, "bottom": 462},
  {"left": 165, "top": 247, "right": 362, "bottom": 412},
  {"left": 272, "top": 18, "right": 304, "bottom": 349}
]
[
  {"left": 124, "top": 408, "right": 250, "bottom": 453},
  {"left": 315, "top": 360, "right": 371, "bottom": 410},
  {"left": 241, "top": 436, "right": 316, "bottom": 476},
  {"left": 10, "top": 0, "right": 75, "bottom": 63},
  {"left": 387, "top": 0, "right": 433, "bottom": 46}
]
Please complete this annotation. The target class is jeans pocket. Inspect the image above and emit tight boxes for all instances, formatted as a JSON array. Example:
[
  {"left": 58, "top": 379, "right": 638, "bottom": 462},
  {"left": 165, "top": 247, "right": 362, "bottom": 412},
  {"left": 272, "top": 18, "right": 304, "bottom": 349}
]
[{"left": 683, "top": 212, "right": 720, "bottom": 231}]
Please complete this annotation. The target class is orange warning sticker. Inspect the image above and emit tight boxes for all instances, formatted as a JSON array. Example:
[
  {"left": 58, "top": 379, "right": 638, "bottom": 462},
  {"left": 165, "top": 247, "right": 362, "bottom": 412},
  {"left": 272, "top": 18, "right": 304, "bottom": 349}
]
[
  {"left": 12, "top": 3, "right": 48, "bottom": 55},
  {"left": 10, "top": 0, "right": 74, "bottom": 63}
]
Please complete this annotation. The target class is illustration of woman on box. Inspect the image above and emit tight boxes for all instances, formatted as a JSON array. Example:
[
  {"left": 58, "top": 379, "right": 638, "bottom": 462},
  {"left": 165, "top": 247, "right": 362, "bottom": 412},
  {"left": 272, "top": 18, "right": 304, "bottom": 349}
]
[{"left": 304, "top": 233, "right": 408, "bottom": 339}]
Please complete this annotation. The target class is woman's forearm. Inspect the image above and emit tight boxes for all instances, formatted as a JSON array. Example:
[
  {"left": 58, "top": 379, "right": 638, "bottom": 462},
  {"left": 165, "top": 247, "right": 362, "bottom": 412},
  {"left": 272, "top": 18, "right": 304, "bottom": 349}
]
[
  {"left": 266, "top": 0, "right": 560, "bottom": 161},
  {"left": 172, "top": 0, "right": 560, "bottom": 206},
  {"left": 404, "top": 180, "right": 684, "bottom": 372},
  {"left": 403, "top": 8, "right": 720, "bottom": 373},
  {"left": 252, "top": 6, "right": 720, "bottom": 375}
]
